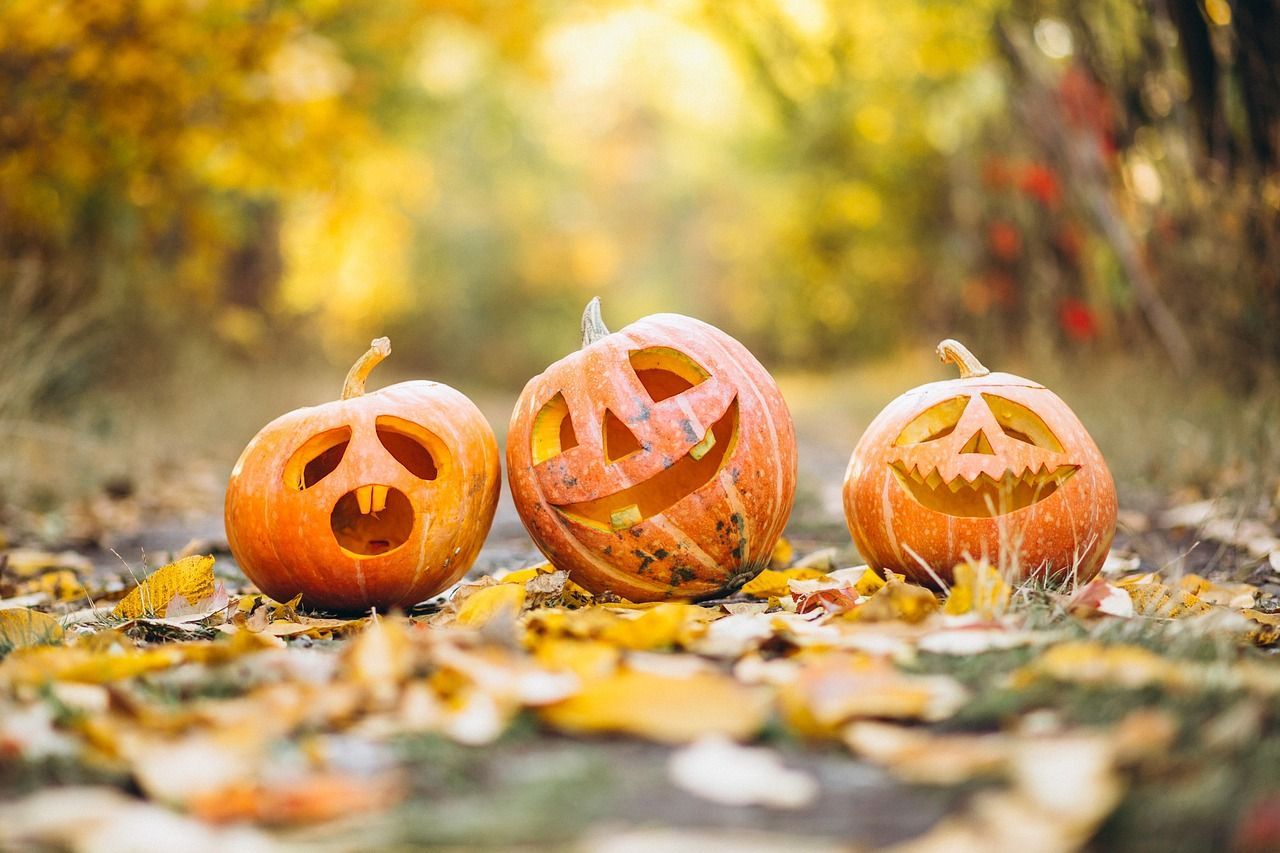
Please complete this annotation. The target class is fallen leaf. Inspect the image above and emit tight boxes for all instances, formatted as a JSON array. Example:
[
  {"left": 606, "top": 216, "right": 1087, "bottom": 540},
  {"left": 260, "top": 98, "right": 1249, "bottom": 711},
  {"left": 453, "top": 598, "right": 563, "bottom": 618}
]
[
  {"left": 541, "top": 667, "right": 770, "bottom": 743},
  {"left": 0, "top": 608, "right": 64, "bottom": 651},
  {"left": 113, "top": 555, "right": 216, "bottom": 619},
  {"left": 740, "top": 567, "right": 829, "bottom": 599},
  {"left": 849, "top": 579, "right": 939, "bottom": 623},
  {"left": 944, "top": 560, "right": 1010, "bottom": 617},
  {"left": 668, "top": 737, "right": 818, "bottom": 809},
  {"left": 1068, "top": 576, "right": 1134, "bottom": 618},
  {"left": 454, "top": 583, "right": 526, "bottom": 628}
]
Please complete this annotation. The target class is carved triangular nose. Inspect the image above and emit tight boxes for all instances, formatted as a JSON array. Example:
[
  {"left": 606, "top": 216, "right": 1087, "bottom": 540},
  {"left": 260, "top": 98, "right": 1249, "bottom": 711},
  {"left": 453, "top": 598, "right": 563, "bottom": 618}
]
[
  {"left": 960, "top": 429, "right": 996, "bottom": 454},
  {"left": 603, "top": 409, "right": 643, "bottom": 462}
]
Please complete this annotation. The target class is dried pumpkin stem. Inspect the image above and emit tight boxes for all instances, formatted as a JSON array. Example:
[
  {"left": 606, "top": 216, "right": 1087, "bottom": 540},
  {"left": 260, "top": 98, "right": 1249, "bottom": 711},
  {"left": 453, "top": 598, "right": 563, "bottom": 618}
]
[
  {"left": 936, "top": 339, "right": 990, "bottom": 379},
  {"left": 581, "top": 297, "right": 610, "bottom": 348},
  {"left": 342, "top": 337, "right": 392, "bottom": 399}
]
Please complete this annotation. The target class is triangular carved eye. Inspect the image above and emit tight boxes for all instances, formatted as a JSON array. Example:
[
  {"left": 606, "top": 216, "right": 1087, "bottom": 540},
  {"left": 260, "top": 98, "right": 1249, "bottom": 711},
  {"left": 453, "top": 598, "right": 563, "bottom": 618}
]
[
  {"left": 284, "top": 427, "right": 351, "bottom": 490},
  {"left": 894, "top": 397, "right": 968, "bottom": 446},
  {"left": 531, "top": 392, "right": 578, "bottom": 464},
  {"left": 982, "top": 395, "right": 1064, "bottom": 451},
  {"left": 603, "top": 408, "right": 642, "bottom": 462},
  {"left": 630, "top": 347, "right": 709, "bottom": 402}
]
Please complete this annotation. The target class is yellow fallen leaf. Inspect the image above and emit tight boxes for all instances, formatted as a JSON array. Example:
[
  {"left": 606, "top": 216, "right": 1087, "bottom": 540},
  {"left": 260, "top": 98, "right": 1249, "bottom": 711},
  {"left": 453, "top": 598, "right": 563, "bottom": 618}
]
[
  {"left": 1243, "top": 610, "right": 1280, "bottom": 645},
  {"left": 741, "top": 568, "right": 828, "bottom": 599},
  {"left": 600, "top": 603, "right": 717, "bottom": 650},
  {"left": 855, "top": 567, "right": 906, "bottom": 597},
  {"left": 541, "top": 667, "right": 770, "bottom": 743},
  {"left": 0, "top": 608, "right": 64, "bottom": 651},
  {"left": 780, "top": 653, "right": 967, "bottom": 734},
  {"left": 1013, "top": 642, "right": 1182, "bottom": 689},
  {"left": 1126, "top": 582, "right": 1213, "bottom": 619},
  {"left": 499, "top": 562, "right": 556, "bottom": 585},
  {"left": 455, "top": 583, "right": 526, "bottom": 628},
  {"left": 944, "top": 560, "right": 1011, "bottom": 617},
  {"left": 113, "top": 555, "right": 216, "bottom": 619},
  {"left": 849, "top": 579, "right": 939, "bottom": 623},
  {"left": 532, "top": 638, "right": 621, "bottom": 681}
]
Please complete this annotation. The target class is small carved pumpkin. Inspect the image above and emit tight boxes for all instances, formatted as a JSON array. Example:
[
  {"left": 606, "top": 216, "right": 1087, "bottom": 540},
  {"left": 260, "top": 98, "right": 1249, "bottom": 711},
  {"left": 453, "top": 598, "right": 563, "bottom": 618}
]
[
  {"left": 507, "top": 299, "right": 797, "bottom": 601},
  {"left": 225, "top": 338, "right": 500, "bottom": 613},
  {"left": 843, "top": 340, "right": 1116, "bottom": 585}
]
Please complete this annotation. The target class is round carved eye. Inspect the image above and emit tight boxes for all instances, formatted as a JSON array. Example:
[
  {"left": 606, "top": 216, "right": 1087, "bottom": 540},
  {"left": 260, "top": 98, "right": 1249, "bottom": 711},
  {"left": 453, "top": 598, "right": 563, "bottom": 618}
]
[
  {"left": 283, "top": 427, "right": 351, "bottom": 490},
  {"left": 376, "top": 416, "right": 443, "bottom": 479},
  {"left": 894, "top": 397, "right": 968, "bottom": 446},
  {"left": 629, "top": 347, "right": 709, "bottom": 401},
  {"left": 981, "top": 394, "right": 1065, "bottom": 451},
  {"left": 531, "top": 392, "right": 579, "bottom": 464}
]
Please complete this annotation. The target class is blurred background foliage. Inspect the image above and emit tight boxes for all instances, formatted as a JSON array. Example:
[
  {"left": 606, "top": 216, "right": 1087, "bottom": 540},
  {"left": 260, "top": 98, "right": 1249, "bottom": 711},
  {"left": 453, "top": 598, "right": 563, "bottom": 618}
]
[{"left": 2, "top": 0, "right": 1279, "bottom": 521}]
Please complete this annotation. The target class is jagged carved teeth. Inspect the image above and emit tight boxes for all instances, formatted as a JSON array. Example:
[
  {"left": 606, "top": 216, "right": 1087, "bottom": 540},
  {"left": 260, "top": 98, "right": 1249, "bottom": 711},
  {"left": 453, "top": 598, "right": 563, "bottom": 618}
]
[{"left": 888, "top": 460, "right": 1079, "bottom": 517}]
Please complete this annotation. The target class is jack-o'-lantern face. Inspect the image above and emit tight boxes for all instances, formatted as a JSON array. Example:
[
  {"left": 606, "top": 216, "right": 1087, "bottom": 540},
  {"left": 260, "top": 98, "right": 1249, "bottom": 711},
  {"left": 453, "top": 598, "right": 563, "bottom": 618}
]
[
  {"left": 507, "top": 300, "right": 797, "bottom": 602},
  {"left": 530, "top": 347, "right": 740, "bottom": 532},
  {"left": 887, "top": 391, "right": 1078, "bottom": 517},
  {"left": 843, "top": 340, "right": 1116, "bottom": 585},
  {"left": 225, "top": 338, "right": 500, "bottom": 613}
]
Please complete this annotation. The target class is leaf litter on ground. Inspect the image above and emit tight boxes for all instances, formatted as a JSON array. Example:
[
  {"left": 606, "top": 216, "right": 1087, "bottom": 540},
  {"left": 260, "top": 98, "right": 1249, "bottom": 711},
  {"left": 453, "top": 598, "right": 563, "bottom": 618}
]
[{"left": 0, "top": 535, "right": 1277, "bottom": 851}]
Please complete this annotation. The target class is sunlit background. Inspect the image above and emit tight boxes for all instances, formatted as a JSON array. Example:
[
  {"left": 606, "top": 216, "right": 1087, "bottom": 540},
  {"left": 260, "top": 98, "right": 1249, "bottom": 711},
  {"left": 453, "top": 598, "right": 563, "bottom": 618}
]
[{"left": 2, "top": 0, "right": 1278, "bottom": 529}]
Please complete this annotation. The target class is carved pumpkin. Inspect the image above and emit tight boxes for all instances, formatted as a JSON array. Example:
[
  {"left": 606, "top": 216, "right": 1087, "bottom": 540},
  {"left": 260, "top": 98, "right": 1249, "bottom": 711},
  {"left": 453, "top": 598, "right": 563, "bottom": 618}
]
[
  {"left": 225, "top": 338, "right": 500, "bottom": 613},
  {"left": 507, "top": 299, "right": 797, "bottom": 601},
  {"left": 843, "top": 340, "right": 1116, "bottom": 585}
]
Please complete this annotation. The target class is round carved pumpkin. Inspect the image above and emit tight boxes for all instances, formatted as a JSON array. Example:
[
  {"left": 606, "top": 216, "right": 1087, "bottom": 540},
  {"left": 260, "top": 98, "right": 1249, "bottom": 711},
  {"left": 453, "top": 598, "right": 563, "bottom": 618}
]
[
  {"left": 507, "top": 299, "right": 797, "bottom": 601},
  {"left": 843, "top": 340, "right": 1116, "bottom": 585},
  {"left": 225, "top": 338, "right": 500, "bottom": 613}
]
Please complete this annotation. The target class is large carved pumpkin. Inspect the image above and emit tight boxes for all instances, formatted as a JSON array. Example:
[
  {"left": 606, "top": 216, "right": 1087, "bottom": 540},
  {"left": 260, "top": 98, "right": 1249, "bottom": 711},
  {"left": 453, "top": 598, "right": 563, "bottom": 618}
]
[
  {"left": 508, "top": 299, "right": 797, "bottom": 601},
  {"left": 225, "top": 338, "right": 500, "bottom": 613},
  {"left": 843, "top": 340, "right": 1116, "bottom": 585}
]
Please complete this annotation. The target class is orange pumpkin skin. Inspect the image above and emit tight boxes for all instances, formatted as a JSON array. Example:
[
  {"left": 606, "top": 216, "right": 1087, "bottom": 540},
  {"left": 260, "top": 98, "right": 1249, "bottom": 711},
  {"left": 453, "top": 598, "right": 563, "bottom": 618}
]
[
  {"left": 843, "top": 340, "right": 1116, "bottom": 586},
  {"left": 508, "top": 300, "right": 797, "bottom": 601},
  {"left": 225, "top": 339, "right": 500, "bottom": 613}
]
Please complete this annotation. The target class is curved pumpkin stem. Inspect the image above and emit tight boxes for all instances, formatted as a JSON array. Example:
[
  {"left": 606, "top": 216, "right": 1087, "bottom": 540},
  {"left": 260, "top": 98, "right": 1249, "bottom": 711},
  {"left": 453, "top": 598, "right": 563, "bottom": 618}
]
[
  {"left": 936, "top": 339, "right": 990, "bottom": 379},
  {"left": 342, "top": 337, "right": 392, "bottom": 399},
  {"left": 581, "top": 297, "right": 610, "bottom": 348}
]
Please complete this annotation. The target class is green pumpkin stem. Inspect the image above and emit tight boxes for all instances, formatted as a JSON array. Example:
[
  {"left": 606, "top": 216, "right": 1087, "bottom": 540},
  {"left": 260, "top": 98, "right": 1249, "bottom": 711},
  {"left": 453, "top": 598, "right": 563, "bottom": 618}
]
[
  {"left": 581, "top": 297, "right": 610, "bottom": 348},
  {"left": 342, "top": 337, "right": 392, "bottom": 399},
  {"left": 936, "top": 339, "right": 990, "bottom": 379}
]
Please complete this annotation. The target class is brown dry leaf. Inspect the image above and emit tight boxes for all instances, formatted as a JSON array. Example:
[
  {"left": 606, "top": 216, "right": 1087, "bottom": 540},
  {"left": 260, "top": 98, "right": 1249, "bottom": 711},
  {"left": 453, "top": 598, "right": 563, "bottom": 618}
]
[
  {"left": 0, "top": 608, "right": 64, "bottom": 651},
  {"left": 112, "top": 555, "right": 216, "bottom": 619},
  {"left": 944, "top": 560, "right": 1011, "bottom": 617},
  {"left": 541, "top": 667, "right": 770, "bottom": 743}
]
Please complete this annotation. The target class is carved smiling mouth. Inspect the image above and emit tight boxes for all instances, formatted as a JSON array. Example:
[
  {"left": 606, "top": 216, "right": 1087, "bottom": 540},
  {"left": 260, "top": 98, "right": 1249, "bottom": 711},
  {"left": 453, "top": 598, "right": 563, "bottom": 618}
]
[
  {"left": 555, "top": 397, "right": 739, "bottom": 531},
  {"left": 890, "top": 461, "right": 1078, "bottom": 518}
]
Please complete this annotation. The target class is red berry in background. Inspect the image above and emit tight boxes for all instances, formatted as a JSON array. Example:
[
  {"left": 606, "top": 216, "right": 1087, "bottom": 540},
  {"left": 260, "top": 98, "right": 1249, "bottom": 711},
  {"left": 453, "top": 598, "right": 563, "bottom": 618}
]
[
  {"left": 1019, "top": 163, "right": 1062, "bottom": 208},
  {"left": 1058, "top": 298, "right": 1098, "bottom": 341},
  {"left": 987, "top": 220, "right": 1021, "bottom": 261}
]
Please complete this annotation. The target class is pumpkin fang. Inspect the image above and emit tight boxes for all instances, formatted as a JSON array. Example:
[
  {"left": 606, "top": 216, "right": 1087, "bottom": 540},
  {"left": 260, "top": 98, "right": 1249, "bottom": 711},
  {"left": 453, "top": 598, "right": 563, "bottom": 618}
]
[
  {"left": 331, "top": 485, "right": 415, "bottom": 556},
  {"left": 889, "top": 460, "right": 1078, "bottom": 518}
]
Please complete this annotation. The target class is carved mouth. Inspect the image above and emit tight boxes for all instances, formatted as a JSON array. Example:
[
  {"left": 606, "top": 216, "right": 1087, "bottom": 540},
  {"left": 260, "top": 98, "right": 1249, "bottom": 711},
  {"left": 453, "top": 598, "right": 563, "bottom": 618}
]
[
  {"left": 554, "top": 397, "right": 739, "bottom": 531},
  {"left": 889, "top": 461, "right": 1078, "bottom": 518},
  {"left": 331, "top": 485, "right": 414, "bottom": 556}
]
